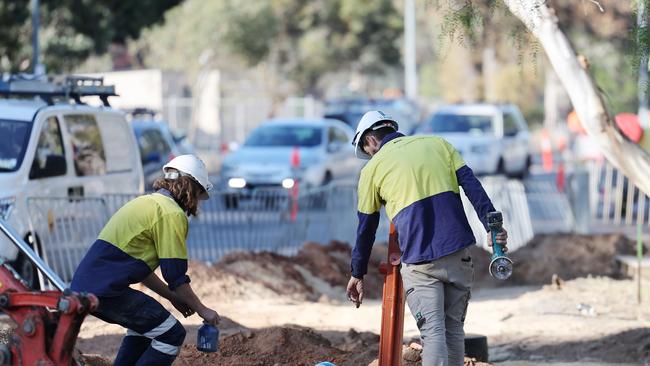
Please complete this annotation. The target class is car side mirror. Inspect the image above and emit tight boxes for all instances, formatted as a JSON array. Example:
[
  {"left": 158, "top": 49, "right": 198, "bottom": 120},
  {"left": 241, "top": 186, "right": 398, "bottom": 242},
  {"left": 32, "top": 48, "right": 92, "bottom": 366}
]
[{"left": 29, "top": 155, "right": 67, "bottom": 179}]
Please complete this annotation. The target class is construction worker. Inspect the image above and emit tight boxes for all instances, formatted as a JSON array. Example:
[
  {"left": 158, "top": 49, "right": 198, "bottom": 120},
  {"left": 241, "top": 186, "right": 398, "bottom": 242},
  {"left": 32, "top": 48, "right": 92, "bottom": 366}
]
[
  {"left": 346, "top": 111, "right": 508, "bottom": 366},
  {"left": 71, "top": 155, "right": 220, "bottom": 365}
]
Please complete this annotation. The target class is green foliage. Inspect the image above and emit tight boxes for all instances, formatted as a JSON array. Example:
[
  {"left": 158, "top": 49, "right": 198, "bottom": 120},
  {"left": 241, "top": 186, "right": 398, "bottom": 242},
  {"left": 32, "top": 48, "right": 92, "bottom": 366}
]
[
  {"left": 219, "top": 0, "right": 403, "bottom": 94},
  {"left": 0, "top": 1, "right": 31, "bottom": 72},
  {"left": 630, "top": 0, "right": 650, "bottom": 96},
  {"left": 0, "top": 0, "right": 181, "bottom": 73}
]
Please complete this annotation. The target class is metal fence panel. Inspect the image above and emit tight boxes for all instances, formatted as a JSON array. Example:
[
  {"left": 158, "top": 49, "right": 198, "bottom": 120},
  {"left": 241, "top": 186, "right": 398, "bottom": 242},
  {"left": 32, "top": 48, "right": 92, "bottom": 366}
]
[
  {"left": 26, "top": 197, "right": 108, "bottom": 282},
  {"left": 524, "top": 180, "right": 574, "bottom": 233},
  {"left": 462, "top": 177, "right": 535, "bottom": 252},
  {"left": 25, "top": 177, "right": 542, "bottom": 282},
  {"left": 585, "top": 160, "right": 650, "bottom": 228}
]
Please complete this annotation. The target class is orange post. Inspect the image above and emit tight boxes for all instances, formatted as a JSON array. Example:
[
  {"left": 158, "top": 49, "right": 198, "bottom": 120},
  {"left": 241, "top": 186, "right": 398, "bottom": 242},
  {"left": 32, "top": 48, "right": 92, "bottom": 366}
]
[
  {"left": 541, "top": 129, "right": 554, "bottom": 172},
  {"left": 290, "top": 146, "right": 300, "bottom": 221},
  {"left": 378, "top": 223, "right": 405, "bottom": 366}
]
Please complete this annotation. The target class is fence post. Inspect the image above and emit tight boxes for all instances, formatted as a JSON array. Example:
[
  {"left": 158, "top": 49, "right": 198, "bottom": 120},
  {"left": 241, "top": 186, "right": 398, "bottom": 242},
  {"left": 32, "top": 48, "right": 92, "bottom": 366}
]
[{"left": 568, "top": 167, "right": 591, "bottom": 234}]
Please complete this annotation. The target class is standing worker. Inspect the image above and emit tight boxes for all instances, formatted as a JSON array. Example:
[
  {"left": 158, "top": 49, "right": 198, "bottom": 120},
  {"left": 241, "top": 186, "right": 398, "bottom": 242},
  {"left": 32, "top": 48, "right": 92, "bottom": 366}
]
[
  {"left": 71, "top": 155, "right": 221, "bottom": 365},
  {"left": 346, "top": 111, "right": 508, "bottom": 366}
]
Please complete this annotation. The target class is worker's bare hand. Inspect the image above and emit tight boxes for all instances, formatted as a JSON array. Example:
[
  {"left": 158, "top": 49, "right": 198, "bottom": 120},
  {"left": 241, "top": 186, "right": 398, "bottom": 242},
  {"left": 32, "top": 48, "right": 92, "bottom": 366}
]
[
  {"left": 346, "top": 276, "right": 364, "bottom": 308},
  {"left": 488, "top": 228, "right": 508, "bottom": 252},
  {"left": 171, "top": 298, "right": 194, "bottom": 318},
  {"left": 198, "top": 307, "right": 221, "bottom": 326}
]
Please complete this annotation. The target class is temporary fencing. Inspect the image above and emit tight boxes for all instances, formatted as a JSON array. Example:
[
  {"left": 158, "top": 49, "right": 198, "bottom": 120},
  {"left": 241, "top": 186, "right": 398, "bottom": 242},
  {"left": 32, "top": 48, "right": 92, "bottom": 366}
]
[
  {"left": 26, "top": 197, "right": 108, "bottom": 282},
  {"left": 586, "top": 160, "right": 650, "bottom": 228},
  {"left": 523, "top": 179, "right": 575, "bottom": 233},
  {"left": 462, "top": 177, "right": 535, "bottom": 252},
  {"left": 23, "top": 177, "right": 544, "bottom": 282}
]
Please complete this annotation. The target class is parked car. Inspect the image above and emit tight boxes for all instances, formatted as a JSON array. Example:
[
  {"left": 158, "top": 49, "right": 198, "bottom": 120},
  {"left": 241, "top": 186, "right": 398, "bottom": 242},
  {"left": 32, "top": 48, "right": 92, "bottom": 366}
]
[
  {"left": 219, "top": 118, "right": 361, "bottom": 208},
  {"left": 131, "top": 120, "right": 184, "bottom": 189},
  {"left": 415, "top": 103, "right": 531, "bottom": 177},
  {"left": 324, "top": 97, "right": 421, "bottom": 133},
  {"left": 0, "top": 76, "right": 144, "bottom": 287}
]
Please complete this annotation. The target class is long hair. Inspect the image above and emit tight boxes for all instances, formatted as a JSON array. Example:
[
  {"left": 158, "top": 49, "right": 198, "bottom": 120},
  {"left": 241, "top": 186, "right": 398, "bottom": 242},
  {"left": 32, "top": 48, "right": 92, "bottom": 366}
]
[{"left": 153, "top": 175, "right": 203, "bottom": 216}]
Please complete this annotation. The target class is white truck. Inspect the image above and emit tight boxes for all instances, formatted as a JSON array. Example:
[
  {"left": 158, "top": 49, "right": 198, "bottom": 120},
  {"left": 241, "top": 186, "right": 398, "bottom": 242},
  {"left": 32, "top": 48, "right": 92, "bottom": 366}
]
[{"left": 0, "top": 76, "right": 144, "bottom": 287}]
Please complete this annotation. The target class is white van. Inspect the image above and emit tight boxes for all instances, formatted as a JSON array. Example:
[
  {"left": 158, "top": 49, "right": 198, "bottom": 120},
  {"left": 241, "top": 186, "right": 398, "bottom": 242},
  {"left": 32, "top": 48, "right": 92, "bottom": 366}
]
[{"left": 0, "top": 77, "right": 144, "bottom": 287}]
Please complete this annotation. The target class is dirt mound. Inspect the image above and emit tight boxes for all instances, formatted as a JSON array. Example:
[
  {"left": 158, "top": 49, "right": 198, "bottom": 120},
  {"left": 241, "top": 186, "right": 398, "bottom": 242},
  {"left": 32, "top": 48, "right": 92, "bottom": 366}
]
[
  {"left": 173, "top": 325, "right": 492, "bottom": 366},
  {"left": 188, "top": 241, "right": 387, "bottom": 302},
  {"left": 174, "top": 326, "right": 346, "bottom": 366},
  {"left": 78, "top": 354, "right": 112, "bottom": 366},
  {"left": 507, "top": 327, "right": 650, "bottom": 363},
  {"left": 473, "top": 233, "right": 637, "bottom": 286}
]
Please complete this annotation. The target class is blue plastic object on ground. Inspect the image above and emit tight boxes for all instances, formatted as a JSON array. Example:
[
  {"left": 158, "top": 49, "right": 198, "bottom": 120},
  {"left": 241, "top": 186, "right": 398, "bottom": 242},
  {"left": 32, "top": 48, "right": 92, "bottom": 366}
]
[{"left": 197, "top": 322, "right": 219, "bottom": 353}]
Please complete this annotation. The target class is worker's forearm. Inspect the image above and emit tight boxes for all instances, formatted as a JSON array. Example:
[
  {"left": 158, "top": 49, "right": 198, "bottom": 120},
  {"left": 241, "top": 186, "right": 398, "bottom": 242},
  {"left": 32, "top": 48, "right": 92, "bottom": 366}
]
[
  {"left": 172, "top": 283, "right": 207, "bottom": 313},
  {"left": 351, "top": 211, "right": 380, "bottom": 278},
  {"left": 142, "top": 272, "right": 176, "bottom": 300},
  {"left": 456, "top": 165, "right": 496, "bottom": 230}
]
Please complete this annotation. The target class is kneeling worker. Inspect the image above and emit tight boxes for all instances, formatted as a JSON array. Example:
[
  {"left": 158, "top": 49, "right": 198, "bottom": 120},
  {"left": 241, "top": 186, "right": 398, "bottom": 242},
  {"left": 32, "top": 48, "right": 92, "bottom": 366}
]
[
  {"left": 346, "top": 111, "right": 508, "bottom": 366},
  {"left": 71, "top": 155, "right": 220, "bottom": 365}
]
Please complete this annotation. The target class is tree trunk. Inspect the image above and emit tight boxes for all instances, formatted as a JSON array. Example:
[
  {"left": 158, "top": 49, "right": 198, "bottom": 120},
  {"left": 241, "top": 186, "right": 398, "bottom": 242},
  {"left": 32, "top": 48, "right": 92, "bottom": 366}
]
[{"left": 503, "top": 0, "right": 650, "bottom": 196}]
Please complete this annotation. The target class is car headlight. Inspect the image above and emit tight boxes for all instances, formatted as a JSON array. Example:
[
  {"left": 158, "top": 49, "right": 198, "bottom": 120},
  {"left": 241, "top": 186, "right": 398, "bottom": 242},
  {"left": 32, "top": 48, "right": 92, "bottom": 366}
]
[
  {"left": 282, "top": 178, "right": 295, "bottom": 189},
  {"left": 0, "top": 197, "right": 15, "bottom": 220},
  {"left": 470, "top": 145, "right": 491, "bottom": 154},
  {"left": 228, "top": 178, "right": 246, "bottom": 189}
]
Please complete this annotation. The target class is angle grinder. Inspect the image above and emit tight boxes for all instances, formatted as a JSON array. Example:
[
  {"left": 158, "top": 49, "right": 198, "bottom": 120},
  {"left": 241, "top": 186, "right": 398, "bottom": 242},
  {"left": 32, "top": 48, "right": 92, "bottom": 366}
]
[{"left": 487, "top": 211, "right": 513, "bottom": 280}]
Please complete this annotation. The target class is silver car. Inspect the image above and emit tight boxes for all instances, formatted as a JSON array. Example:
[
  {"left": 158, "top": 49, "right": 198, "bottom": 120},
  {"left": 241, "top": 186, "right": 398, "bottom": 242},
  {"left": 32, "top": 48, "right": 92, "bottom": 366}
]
[
  {"left": 219, "top": 118, "right": 360, "bottom": 206},
  {"left": 415, "top": 103, "right": 531, "bottom": 178}
]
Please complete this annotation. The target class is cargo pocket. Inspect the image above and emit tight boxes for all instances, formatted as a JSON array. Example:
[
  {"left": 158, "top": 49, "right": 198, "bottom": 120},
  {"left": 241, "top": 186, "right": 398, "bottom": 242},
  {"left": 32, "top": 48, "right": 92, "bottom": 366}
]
[
  {"left": 460, "top": 250, "right": 475, "bottom": 288},
  {"left": 405, "top": 287, "right": 427, "bottom": 330}
]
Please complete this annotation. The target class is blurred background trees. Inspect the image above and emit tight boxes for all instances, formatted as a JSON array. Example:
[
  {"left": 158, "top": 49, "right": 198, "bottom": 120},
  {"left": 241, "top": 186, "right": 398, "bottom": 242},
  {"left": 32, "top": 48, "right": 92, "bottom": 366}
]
[{"left": 0, "top": 0, "right": 647, "bottom": 127}]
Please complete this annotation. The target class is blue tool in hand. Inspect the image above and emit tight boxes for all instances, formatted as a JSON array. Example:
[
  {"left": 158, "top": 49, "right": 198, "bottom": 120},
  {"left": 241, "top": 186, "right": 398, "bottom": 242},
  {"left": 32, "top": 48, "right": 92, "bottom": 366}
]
[{"left": 487, "top": 211, "right": 513, "bottom": 280}]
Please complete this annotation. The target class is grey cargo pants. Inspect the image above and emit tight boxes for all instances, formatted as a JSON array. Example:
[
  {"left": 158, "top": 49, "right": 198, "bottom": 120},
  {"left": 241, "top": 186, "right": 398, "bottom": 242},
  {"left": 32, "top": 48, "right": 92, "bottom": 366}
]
[{"left": 400, "top": 247, "right": 474, "bottom": 366}]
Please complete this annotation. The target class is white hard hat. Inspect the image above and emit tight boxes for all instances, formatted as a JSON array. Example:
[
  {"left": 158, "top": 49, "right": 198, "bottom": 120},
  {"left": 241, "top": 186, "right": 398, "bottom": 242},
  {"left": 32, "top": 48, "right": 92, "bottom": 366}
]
[
  {"left": 163, "top": 155, "right": 213, "bottom": 199},
  {"left": 351, "top": 110, "right": 399, "bottom": 159}
]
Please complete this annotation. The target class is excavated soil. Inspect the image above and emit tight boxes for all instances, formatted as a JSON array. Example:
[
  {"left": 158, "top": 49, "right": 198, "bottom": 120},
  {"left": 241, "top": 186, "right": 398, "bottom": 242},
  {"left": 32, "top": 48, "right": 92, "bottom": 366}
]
[
  {"left": 172, "top": 326, "right": 488, "bottom": 366},
  {"left": 187, "top": 241, "right": 386, "bottom": 302},
  {"left": 13, "top": 233, "right": 648, "bottom": 365},
  {"left": 188, "top": 233, "right": 639, "bottom": 301},
  {"left": 78, "top": 324, "right": 490, "bottom": 366}
]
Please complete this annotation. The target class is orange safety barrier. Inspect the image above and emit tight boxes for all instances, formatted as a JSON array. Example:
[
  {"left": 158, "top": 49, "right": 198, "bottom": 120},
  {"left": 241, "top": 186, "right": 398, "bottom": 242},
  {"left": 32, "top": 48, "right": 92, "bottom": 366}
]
[
  {"left": 540, "top": 129, "right": 553, "bottom": 172},
  {"left": 378, "top": 223, "right": 405, "bottom": 366},
  {"left": 290, "top": 146, "right": 300, "bottom": 221}
]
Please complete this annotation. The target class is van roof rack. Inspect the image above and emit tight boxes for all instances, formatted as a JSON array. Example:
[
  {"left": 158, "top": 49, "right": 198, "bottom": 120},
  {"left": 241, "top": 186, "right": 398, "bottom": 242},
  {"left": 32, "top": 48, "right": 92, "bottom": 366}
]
[{"left": 0, "top": 74, "right": 117, "bottom": 107}]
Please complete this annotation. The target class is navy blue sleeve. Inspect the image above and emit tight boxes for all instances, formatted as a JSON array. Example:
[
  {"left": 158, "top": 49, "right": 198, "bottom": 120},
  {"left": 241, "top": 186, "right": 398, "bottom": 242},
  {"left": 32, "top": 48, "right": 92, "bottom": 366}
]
[
  {"left": 456, "top": 165, "right": 496, "bottom": 231},
  {"left": 351, "top": 211, "right": 380, "bottom": 279},
  {"left": 160, "top": 258, "right": 191, "bottom": 290}
]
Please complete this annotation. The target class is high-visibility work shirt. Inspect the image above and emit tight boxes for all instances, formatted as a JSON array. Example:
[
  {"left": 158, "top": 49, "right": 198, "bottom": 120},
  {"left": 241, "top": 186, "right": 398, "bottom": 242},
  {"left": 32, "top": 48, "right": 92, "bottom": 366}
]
[
  {"left": 71, "top": 190, "right": 191, "bottom": 297},
  {"left": 351, "top": 132, "right": 495, "bottom": 278}
]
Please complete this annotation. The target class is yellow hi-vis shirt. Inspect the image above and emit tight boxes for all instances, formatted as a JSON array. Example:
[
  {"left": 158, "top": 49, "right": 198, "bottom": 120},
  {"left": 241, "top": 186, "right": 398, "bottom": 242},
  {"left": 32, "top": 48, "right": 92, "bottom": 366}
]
[
  {"left": 71, "top": 189, "right": 190, "bottom": 296},
  {"left": 351, "top": 133, "right": 495, "bottom": 278}
]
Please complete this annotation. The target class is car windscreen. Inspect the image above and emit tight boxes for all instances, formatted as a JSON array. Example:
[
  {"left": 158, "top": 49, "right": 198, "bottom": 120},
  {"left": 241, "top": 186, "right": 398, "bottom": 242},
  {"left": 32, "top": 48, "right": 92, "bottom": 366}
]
[
  {"left": 0, "top": 119, "right": 33, "bottom": 172},
  {"left": 244, "top": 125, "right": 322, "bottom": 147},
  {"left": 424, "top": 113, "right": 494, "bottom": 133}
]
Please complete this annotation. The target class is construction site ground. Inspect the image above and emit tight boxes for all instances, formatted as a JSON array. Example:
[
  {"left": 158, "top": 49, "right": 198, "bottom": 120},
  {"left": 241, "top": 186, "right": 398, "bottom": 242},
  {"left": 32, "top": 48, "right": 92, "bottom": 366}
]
[{"left": 3, "top": 234, "right": 649, "bottom": 365}]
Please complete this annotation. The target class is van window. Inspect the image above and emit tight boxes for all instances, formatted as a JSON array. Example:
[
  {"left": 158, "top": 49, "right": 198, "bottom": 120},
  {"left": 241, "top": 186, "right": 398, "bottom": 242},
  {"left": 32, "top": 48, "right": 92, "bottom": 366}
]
[
  {"left": 503, "top": 113, "right": 519, "bottom": 137},
  {"left": 96, "top": 114, "right": 135, "bottom": 173},
  {"left": 65, "top": 115, "right": 107, "bottom": 176},
  {"left": 30, "top": 117, "right": 66, "bottom": 178},
  {"left": 0, "top": 119, "right": 32, "bottom": 172}
]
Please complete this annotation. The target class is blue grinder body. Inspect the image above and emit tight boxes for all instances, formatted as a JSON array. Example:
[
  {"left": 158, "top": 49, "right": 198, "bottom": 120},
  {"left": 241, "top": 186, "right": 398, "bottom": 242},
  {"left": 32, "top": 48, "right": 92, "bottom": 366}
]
[{"left": 487, "top": 211, "right": 513, "bottom": 280}]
